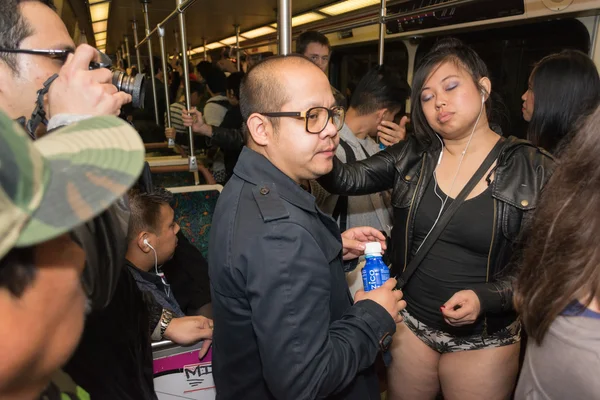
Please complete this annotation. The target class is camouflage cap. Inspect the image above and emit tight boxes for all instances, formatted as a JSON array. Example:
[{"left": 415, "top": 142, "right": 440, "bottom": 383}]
[{"left": 0, "top": 112, "right": 145, "bottom": 259}]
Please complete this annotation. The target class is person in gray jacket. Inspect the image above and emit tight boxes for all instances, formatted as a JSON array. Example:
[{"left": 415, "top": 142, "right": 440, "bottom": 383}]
[
  {"left": 209, "top": 54, "right": 406, "bottom": 400},
  {"left": 514, "top": 105, "right": 600, "bottom": 400},
  {"left": 310, "top": 66, "right": 411, "bottom": 236}
]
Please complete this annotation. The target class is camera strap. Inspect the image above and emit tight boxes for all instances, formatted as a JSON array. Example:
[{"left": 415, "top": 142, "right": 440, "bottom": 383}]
[{"left": 26, "top": 73, "right": 59, "bottom": 139}]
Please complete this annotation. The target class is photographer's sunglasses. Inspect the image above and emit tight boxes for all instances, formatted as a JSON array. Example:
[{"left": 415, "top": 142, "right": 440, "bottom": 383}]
[
  {"left": 0, "top": 48, "right": 114, "bottom": 70},
  {"left": 0, "top": 48, "right": 75, "bottom": 63}
]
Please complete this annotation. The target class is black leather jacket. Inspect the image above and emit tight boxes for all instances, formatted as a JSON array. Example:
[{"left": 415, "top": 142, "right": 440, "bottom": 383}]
[{"left": 319, "top": 135, "right": 555, "bottom": 332}]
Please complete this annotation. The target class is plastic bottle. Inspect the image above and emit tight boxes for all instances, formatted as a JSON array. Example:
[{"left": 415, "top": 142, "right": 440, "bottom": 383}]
[{"left": 361, "top": 242, "right": 390, "bottom": 291}]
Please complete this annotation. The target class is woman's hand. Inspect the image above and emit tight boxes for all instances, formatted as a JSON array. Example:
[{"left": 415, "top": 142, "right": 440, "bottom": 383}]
[{"left": 441, "top": 290, "right": 481, "bottom": 326}]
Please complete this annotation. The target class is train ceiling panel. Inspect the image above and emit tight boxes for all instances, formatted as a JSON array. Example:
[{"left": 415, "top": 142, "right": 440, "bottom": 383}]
[{"left": 103, "top": 0, "right": 334, "bottom": 55}]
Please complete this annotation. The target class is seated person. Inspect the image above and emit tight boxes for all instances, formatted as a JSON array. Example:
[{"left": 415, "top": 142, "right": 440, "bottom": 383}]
[
  {"left": 310, "top": 66, "right": 410, "bottom": 235},
  {"left": 126, "top": 187, "right": 185, "bottom": 317},
  {"left": 136, "top": 164, "right": 213, "bottom": 317}
]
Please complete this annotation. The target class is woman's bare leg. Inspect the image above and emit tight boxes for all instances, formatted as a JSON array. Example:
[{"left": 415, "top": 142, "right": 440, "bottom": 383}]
[
  {"left": 439, "top": 342, "right": 520, "bottom": 400},
  {"left": 386, "top": 322, "right": 442, "bottom": 400}
]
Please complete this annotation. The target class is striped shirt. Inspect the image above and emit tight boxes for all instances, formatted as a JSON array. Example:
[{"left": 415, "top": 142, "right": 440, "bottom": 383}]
[{"left": 165, "top": 102, "right": 187, "bottom": 135}]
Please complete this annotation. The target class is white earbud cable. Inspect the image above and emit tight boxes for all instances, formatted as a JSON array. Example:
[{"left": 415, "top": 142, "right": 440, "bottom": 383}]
[
  {"left": 145, "top": 240, "right": 171, "bottom": 297},
  {"left": 416, "top": 94, "right": 486, "bottom": 253}
]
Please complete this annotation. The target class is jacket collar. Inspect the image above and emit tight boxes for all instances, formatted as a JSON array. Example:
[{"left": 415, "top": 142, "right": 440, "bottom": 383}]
[
  {"left": 125, "top": 259, "right": 165, "bottom": 289},
  {"left": 233, "top": 147, "right": 318, "bottom": 214}
]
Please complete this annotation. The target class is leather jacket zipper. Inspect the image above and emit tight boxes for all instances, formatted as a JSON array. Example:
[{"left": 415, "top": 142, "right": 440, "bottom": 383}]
[
  {"left": 403, "top": 156, "right": 427, "bottom": 272},
  {"left": 482, "top": 198, "right": 498, "bottom": 340}
]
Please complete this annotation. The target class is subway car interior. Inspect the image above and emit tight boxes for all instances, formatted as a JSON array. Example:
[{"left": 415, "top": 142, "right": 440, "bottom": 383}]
[{"left": 11, "top": 0, "right": 600, "bottom": 398}]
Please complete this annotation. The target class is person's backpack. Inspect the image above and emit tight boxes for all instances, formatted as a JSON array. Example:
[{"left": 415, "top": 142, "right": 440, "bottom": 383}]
[{"left": 205, "top": 98, "right": 232, "bottom": 115}]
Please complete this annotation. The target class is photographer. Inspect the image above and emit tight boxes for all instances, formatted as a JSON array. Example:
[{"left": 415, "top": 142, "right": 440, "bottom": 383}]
[{"left": 0, "top": 2, "right": 214, "bottom": 398}]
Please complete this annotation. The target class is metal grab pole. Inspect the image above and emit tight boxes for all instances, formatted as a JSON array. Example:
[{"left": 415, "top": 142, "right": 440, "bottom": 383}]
[
  {"left": 121, "top": 43, "right": 127, "bottom": 67},
  {"left": 177, "top": 0, "right": 198, "bottom": 173},
  {"left": 132, "top": 20, "right": 142, "bottom": 70},
  {"left": 142, "top": 1, "right": 160, "bottom": 125},
  {"left": 202, "top": 37, "right": 207, "bottom": 60},
  {"left": 378, "top": 0, "right": 386, "bottom": 66},
  {"left": 278, "top": 0, "right": 291, "bottom": 55},
  {"left": 235, "top": 25, "right": 241, "bottom": 71},
  {"left": 158, "top": 25, "right": 175, "bottom": 148},
  {"left": 125, "top": 36, "right": 131, "bottom": 69},
  {"left": 136, "top": 0, "right": 198, "bottom": 49}
]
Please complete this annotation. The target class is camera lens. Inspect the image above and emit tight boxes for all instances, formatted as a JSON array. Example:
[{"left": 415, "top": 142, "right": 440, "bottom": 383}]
[{"left": 112, "top": 71, "right": 145, "bottom": 108}]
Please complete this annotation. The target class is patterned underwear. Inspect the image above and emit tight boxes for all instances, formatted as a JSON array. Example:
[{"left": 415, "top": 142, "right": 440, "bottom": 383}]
[{"left": 401, "top": 308, "right": 521, "bottom": 354}]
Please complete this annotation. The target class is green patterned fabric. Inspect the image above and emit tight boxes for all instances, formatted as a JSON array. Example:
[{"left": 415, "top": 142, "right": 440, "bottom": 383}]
[
  {"left": 0, "top": 112, "right": 145, "bottom": 258},
  {"left": 172, "top": 190, "right": 220, "bottom": 258}
]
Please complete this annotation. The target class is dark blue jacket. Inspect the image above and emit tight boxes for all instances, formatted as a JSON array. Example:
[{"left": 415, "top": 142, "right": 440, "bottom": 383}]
[
  {"left": 209, "top": 147, "right": 396, "bottom": 400},
  {"left": 127, "top": 260, "right": 184, "bottom": 317}
]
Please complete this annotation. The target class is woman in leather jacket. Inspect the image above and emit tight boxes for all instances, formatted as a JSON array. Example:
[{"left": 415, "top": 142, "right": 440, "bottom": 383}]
[{"left": 318, "top": 38, "right": 554, "bottom": 400}]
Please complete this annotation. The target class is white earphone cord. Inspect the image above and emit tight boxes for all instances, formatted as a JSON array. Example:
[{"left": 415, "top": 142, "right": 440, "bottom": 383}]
[
  {"left": 145, "top": 240, "right": 171, "bottom": 297},
  {"left": 415, "top": 93, "right": 486, "bottom": 253}
]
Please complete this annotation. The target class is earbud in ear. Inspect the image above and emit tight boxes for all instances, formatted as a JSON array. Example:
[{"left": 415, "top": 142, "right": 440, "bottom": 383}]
[{"left": 143, "top": 238, "right": 149, "bottom": 246}]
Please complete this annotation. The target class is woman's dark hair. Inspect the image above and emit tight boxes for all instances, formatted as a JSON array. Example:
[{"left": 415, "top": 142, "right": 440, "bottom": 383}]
[
  {"left": 410, "top": 38, "right": 492, "bottom": 147},
  {"left": 527, "top": 50, "right": 600, "bottom": 154},
  {"left": 515, "top": 105, "right": 600, "bottom": 344}
]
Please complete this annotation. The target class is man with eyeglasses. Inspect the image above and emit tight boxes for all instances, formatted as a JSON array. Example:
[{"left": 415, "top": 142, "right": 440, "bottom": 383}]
[{"left": 208, "top": 54, "right": 406, "bottom": 400}]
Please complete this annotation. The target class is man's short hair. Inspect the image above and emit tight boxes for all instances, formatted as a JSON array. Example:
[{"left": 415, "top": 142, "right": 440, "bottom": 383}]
[
  {"left": 196, "top": 61, "right": 213, "bottom": 79},
  {"left": 204, "top": 68, "right": 227, "bottom": 94},
  {"left": 349, "top": 66, "right": 411, "bottom": 116},
  {"left": 239, "top": 54, "right": 315, "bottom": 143},
  {"left": 0, "top": 0, "right": 56, "bottom": 74},
  {"left": 127, "top": 187, "right": 174, "bottom": 241},
  {"left": 189, "top": 80, "right": 203, "bottom": 96},
  {"left": 296, "top": 31, "right": 330, "bottom": 55},
  {"left": 226, "top": 71, "right": 244, "bottom": 100}
]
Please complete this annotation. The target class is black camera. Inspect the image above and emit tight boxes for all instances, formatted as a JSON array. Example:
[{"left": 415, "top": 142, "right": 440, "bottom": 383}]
[{"left": 90, "top": 50, "right": 145, "bottom": 108}]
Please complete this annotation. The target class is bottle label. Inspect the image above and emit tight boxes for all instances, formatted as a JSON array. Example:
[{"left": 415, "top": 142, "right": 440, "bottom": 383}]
[{"left": 362, "top": 265, "right": 382, "bottom": 292}]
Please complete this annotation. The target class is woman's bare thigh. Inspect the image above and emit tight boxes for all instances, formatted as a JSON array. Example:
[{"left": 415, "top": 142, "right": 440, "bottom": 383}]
[
  {"left": 439, "top": 342, "right": 520, "bottom": 400},
  {"left": 386, "top": 322, "right": 442, "bottom": 400}
]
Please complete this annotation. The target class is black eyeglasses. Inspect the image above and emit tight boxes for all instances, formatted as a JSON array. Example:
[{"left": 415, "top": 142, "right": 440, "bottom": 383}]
[
  {"left": 261, "top": 106, "right": 345, "bottom": 134},
  {"left": 0, "top": 48, "right": 74, "bottom": 62}
]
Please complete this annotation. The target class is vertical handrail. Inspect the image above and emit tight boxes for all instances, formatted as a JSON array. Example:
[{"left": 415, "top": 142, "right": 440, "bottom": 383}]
[
  {"left": 235, "top": 25, "right": 241, "bottom": 72},
  {"left": 125, "top": 36, "right": 131, "bottom": 69},
  {"left": 278, "top": 0, "right": 291, "bottom": 55},
  {"left": 158, "top": 25, "right": 175, "bottom": 148},
  {"left": 132, "top": 20, "right": 142, "bottom": 71},
  {"left": 176, "top": 0, "right": 198, "bottom": 173},
  {"left": 142, "top": 1, "right": 160, "bottom": 125},
  {"left": 121, "top": 43, "right": 126, "bottom": 66},
  {"left": 378, "top": 0, "right": 386, "bottom": 66}
]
